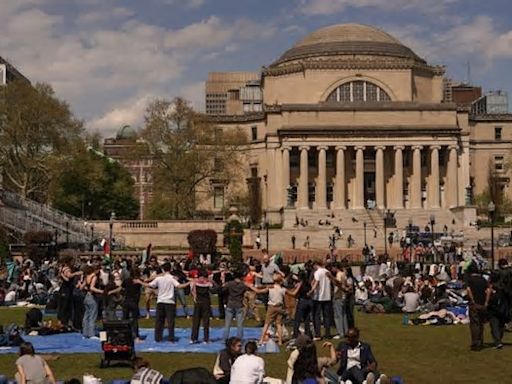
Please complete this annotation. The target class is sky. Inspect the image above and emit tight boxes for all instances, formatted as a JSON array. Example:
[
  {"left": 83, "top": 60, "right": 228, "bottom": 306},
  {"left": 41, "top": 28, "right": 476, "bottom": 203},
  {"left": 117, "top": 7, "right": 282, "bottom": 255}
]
[{"left": 1, "top": 0, "right": 512, "bottom": 137}]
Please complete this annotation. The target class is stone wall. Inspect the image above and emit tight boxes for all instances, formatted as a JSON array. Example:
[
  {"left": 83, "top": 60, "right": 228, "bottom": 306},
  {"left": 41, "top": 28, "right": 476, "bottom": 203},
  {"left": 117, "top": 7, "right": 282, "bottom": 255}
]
[{"left": 91, "top": 220, "right": 226, "bottom": 248}]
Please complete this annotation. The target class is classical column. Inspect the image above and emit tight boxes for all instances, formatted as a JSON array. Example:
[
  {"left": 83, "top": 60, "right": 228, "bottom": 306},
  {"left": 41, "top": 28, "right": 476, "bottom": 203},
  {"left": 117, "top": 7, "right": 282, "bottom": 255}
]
[
  {"left": 430, "top": 145, "right": 440, "bottom": 208},
  {"left": 447, "top": 145, "right": 459, "bottom": 208},
  {"left": 393, "top": 146, "right": 404, "bottom": 209},
  {"left": 410, "top": 145, "right": 423, "bottom": 209},
  {"left": 375, "top": 145, "right": 385, "bottom": 209},
  {"left": 353, "top": 146, "right": 365, "bottom": 209},
  {"left": 298, "top": 145, "right": 309, "bottom": 209},
  {"left": 334, "top": 146, "right": 346, "bottom": 209},
  {"left": 316, "top": 146, "right": 327, "bottom": 209},
  {"left": 282, "top": 146, "right": 290, "bottom": 207}
]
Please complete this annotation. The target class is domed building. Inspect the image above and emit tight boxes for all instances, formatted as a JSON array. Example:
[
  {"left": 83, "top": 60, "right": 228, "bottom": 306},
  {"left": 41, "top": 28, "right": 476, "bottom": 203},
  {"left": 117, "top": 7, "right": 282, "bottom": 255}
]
[{"left": 205, "top": 22, "right": 509, "bottom": 231}]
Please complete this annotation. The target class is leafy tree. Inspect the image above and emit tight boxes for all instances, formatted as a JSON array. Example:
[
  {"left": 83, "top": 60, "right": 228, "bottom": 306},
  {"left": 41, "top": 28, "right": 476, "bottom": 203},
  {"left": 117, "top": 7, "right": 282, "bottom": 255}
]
[
  {"left": 474, "top": 159, "right": 512, "bottom": 217},
  {"left": 49, "top": 144, "right": 139, "bottom": 220},
  {"left": 140, "top": 97, "right": 246, "bottom": 219},
  {"left": 0, "top": 81, "right": 83, "bottom": 201}
]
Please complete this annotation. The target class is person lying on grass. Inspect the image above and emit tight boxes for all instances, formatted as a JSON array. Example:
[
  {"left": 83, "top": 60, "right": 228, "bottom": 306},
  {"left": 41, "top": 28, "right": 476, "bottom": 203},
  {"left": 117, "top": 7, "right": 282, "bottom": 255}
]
[{"left": 247, "top": 273, "right": 301, "bottom": 345}]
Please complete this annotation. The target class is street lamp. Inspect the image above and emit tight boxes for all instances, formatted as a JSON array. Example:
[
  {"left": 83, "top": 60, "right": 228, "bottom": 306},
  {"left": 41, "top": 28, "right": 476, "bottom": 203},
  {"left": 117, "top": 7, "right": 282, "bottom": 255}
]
[
  {"left": 90, "top": 223, "right": 95, "bottom": 252},
  {"left": 363, "top": 221, "right": 367, "bottom": 246},
  {"left": 408, "top": 218, "right": 413, "bottom": 263},
  {"left": 384, "top": 210, "right": 392, "bottom": 257},
  {"left": 65, "top": 221, "right": 69, "bottom": 245},
  {"left": 263, "top": 174, "right": 269, "bottom": 251},
  {"left": 429, "top": 214, "right": 436, "bottom": 262},
  {"left": 109, "top": 211, "right": 116, "bottom": 258},
  {"left": 488, "top": 201, "right": 496, "bottom": 270}
]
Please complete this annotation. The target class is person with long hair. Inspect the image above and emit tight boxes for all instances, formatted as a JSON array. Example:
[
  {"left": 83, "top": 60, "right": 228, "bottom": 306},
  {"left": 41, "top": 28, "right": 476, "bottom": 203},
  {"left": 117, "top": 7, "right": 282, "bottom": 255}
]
[
  {"left": 292, "top": 270, "right": 313, "bottom": 339},
  {"left": 15, "top": 342, "right": 56, "bottom": 384},
  {"left": 292, "top": 342, "right": 324, "bottom": 384},
  {"left": 345, "top": 267, "right": 356, "bottom": 329},
  {"left": 57, "top": 256, "right": 82, "bottom": 327},
  {"left": 82, "top": 264, "right": 104, "bottom": 339}
]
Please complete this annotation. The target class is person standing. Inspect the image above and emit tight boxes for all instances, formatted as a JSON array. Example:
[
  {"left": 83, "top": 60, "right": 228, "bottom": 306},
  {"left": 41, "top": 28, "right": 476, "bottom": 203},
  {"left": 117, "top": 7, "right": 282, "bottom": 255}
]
[
  {"left": 143, "top": 263, "right": 190, "bottom": 342},
  {"left": 309, "top": 260, "right": 332, "bottom": 340},
  {"left": 292, "top": 270, "right": 313, "bottom": 339},
  {"left": 488, "top": 272, "right": 509, "bottom": 349},
  {"left": 122, "top": 267, "right": 144, "bottom": 342},
  {"left": 255, "top": 233, "right": 262, "bottom": 250},
  {"left": 213, "top": 263, "right": 232, "bottom": 320},
  {"left": 58, "top": 256, "right": 82, "bottom": 327},
  {"left": 190, "top": 268, "right": 216, "bottom": 344},
  {"left": 261, "top": 251, "right": 284, "bottom": 307},
  {"left": 222, "top": 270, "right": 248, "bottom": 341},
  {"left": 291, "top": 234, "right": 296, "bottom": 249},
  {"left": 328, "top": 263, "right": 348, "bottom": 339},
  {"left": 82, "top": 264, "right": 103, "bottom": 339},
  {"left": 466, "top": 262, "right": 491, "bottom": 351},
  {"left": 243, "top": 265, "right": 262, "bottom": 323}
]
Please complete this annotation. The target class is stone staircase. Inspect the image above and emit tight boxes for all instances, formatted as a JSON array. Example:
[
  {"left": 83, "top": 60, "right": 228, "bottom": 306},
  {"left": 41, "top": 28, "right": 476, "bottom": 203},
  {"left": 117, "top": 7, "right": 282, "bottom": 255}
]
[{"left": 0, "top": 189, "right": 114, "bottom": 244}]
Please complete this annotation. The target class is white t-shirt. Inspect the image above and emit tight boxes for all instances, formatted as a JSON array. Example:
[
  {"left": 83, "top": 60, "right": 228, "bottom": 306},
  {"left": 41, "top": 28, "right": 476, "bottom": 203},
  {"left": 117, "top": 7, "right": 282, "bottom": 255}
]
[
  {"left": 313, "top": 267, "right": 331, "bottom": 301},
  {"left": 403, "top": 292, "right": 420, "bottom": 313},
  {"left": 148, "top": 273, "right": 180, "bottom": 304},
  {"left": 230, "top": 354, "right": 265, "bottom": 384},
  {"left": 268, "top": 286, "right": 286, "bottom": 306}
]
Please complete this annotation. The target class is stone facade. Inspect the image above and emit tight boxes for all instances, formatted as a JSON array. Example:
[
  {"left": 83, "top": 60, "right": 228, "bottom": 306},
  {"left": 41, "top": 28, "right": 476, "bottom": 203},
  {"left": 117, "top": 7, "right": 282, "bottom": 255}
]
[{"left": 205, "top": 23, "right": 511, "bottom": 228}]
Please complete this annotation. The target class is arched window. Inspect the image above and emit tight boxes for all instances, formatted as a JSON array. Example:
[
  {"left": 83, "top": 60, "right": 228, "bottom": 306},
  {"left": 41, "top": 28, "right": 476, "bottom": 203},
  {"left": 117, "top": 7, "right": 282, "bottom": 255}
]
[{"left": 326, "top": 80, "right": 391, "bottom": 103}]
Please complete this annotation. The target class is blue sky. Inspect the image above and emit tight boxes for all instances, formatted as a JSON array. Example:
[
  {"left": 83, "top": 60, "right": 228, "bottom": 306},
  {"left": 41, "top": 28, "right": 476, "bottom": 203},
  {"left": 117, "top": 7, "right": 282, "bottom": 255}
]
[{"left": 1, "top": 0, "right": 511, "bottom": 136}]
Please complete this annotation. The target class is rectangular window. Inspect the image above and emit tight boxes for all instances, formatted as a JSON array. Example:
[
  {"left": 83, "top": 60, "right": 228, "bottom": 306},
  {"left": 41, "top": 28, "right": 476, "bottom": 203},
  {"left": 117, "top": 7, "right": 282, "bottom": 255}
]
[
  {"left": 495, "top": 155, "right": 504, "bottom": 171},
  {"left": 251, "top": 126, "right": 258, "bottom": 141},
  {"left": 495, "top": 127, "right": 502, "bottom": 140},
  {"left": 213, "top": 186, "right": 224, "bottom": 209}
]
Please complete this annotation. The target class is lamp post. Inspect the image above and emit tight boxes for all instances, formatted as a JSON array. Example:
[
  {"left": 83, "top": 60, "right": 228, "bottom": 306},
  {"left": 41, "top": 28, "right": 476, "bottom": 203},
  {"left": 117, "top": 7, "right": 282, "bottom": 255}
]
[
  {"left": 65, "top": 221, "right": 69, "bottom": 245},
  {"left": 109, "top": 211, "right": 116, "bottom": 258},
  {"left": 488, "top": 201, "right": 496, "bottom": 270},
  {"left": 408, "top": 218, "right": 413, "bottom": 263},
  {"left": 429, "top": 214, "right": 436, "bottom": 262},
  {"left": 263, "top": 174, "right": 269, "bottom": 251},
  {"left": 384, "top": 210, "right": 391, "bottom": 257},
  {"left": 90, "top": 223, "right": 95, "bottom": 251},
  {"left": 363, "top": 221, "right": 367, "bottom": 246}
]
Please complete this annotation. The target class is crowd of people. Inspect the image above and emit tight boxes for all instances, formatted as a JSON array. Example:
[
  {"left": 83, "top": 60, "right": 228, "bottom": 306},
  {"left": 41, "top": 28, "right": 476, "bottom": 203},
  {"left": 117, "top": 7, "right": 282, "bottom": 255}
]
[{"left": 0, "top": 237, "right": 511, "bottom": 383}]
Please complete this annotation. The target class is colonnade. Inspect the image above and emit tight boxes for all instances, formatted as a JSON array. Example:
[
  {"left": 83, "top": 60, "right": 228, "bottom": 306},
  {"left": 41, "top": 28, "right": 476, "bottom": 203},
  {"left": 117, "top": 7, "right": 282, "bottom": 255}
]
[{"left": 277, "top": 144, "right": 459, "bottom": 210}]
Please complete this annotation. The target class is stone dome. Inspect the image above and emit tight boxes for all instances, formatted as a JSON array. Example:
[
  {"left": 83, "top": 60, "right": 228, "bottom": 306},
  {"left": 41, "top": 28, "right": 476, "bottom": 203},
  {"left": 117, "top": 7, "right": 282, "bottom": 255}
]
[
  {"left": 116, "top": 124, "right": 137, "bottom": 140},
  {"left": 273, "top": 23, "right": 424, "bottom": 66}
]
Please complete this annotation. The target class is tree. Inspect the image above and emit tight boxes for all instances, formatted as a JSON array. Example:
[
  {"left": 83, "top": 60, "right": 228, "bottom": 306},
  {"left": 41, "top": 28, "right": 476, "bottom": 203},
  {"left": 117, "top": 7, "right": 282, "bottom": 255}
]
[
  {"left": 49, "top": 144, "right": 139, "bottom": 220},
  {"left": 139, "top": 97, "right": 246, "bottom": 219},
  {"left": 474, "top": 159, "right": 512, "bottom": 217},
  {"left": 223, "top": 219, "right": 244, "bottom": 268},
  {"left": 0, "top": 81, "right": 83, "bottom": 201},
  {"left": 187, "top": 229, "right": 217, "bottom": 256}
]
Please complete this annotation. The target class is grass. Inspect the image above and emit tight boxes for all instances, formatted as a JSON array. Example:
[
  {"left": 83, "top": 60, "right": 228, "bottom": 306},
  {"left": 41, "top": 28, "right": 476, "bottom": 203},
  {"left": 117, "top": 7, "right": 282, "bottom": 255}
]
[{"left": 0, "top": 307, "right": 511, "bottom": 383}]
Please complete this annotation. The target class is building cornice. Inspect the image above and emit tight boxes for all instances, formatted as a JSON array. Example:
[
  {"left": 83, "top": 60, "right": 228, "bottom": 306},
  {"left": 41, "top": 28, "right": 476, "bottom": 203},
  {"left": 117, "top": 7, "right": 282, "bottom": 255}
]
[
  {"left": 209, "top": 112, "right": 265, "bottom": 124},
  {"left": 262, "top": 57, "right": 444, "bottom": 77},
  {"left": 278, "top": 124, "right": 460, "bottom": 136},
  {"left": 266, "top": 102, "right": 457, "bottom": 113},
  {"left": 470, "top": 114, "right": 512, "bottom": 122}
]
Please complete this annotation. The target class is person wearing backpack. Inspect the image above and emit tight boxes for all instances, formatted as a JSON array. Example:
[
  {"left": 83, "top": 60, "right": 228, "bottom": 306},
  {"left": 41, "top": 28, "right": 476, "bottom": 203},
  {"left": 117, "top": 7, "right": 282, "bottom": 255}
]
[{"left": 15, "top": 342, "right": 56, "bottom": 384}]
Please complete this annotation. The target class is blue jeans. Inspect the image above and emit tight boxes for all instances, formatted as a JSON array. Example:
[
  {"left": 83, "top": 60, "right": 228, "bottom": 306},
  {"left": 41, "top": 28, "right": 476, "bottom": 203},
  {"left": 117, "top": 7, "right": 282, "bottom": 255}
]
[
  {"left": 333, "top": 298, "right": 348, "bottom": 337},
  {"left": 176, "top": 288, "right": 189, "bottom": 316},
  {"left": 293, "top": 298, "right": 313, "bottom": 338},
  {"left": 82, "top": 293, "right": 98, "bottom": 338},
  {"left": 223, "top": 307, "right": 245, "bottom": 340}
]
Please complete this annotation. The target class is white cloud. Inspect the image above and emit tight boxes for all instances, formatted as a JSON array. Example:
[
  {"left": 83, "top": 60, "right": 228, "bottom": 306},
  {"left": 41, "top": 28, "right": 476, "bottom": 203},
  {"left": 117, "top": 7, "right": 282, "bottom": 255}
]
[
  {"left": 160, "top": 0, "right": 206, "bottom": 9},
  {"left": 0, "top": 4, "right": 274, "bottom": 137},
  {"left": 300, "top": 0, "right": 461, "bottom": 15}
]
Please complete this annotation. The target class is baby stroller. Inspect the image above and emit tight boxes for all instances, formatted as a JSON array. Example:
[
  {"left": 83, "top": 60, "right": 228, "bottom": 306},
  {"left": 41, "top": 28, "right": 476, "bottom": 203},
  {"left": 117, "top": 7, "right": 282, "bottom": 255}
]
[{"left": 100, "top": 320, "right": 135, "bottom": 368}]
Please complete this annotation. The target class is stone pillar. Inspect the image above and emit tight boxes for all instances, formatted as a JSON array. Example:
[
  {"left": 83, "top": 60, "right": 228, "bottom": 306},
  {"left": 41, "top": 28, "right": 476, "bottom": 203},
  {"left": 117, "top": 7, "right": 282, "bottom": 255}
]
[
  {"left": 430, "top": 145, "right": 440, "bottom": 208},
  {"left": 334, "top": 145, "right": 346, "bottom": 209},
  {"left": 447, "top": 145, "right": 459, "bottom": 208},
  {"left": 375, "top": 145, "right": 385, "bottom": 209},
  {"left": 410, "top": 145, "right": 423, "bottom": 209},
  {"left": 316, "top": 146, "right": 327, "bottom": 209},
  {"left": 282, "top": 147, "right": 290, "bottom": 207},
  {"left": 298, "top": 145, "right": 309, "bottom": 209},
  {"left": 394, "top": 146, "right": 404, "bottom": 209},
  {"left": 353, "top": 146, "right": 365, "bottom": 209}
]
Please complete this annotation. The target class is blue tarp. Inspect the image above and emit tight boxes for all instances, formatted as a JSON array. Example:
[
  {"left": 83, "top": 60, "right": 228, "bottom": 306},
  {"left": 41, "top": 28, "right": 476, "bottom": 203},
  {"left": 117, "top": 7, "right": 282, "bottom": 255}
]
[
  {"left": 44, "top": 307, "right": 221, "bottom": 318},
  {"left": 0, "top": 327, "right": 270, "bottom": 355}
]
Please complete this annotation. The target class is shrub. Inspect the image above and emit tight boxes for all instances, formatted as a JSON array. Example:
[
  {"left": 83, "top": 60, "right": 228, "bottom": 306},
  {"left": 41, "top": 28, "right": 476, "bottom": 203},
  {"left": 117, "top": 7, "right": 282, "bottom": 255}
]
[
  {"left": 223, "top": 220, "right": 244, "bottom": 267},
  {"left": 187, "top": 229, "right": 217, "bottom": 256}
]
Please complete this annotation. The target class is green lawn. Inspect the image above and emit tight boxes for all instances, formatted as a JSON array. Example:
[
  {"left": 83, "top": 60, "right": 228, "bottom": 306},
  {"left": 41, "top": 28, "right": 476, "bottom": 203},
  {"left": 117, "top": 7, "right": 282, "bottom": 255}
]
[{"left": 0, "top": 307, "right": 511, "bottom": 383}]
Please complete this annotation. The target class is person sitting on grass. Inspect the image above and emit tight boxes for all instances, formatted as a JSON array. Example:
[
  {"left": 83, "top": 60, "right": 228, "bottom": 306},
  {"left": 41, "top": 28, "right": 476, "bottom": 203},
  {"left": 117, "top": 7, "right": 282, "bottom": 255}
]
[
  {"left": 230, "top": 340, "right": 265, "bottom": 384},
  {"left": 130, "top": 357, "right": 164, "bottom": 384},
  {"left": 334, "top": 328, "right": 389, "bottom": 384},
  {"left": 213, "top": 336, "right": 242, "bottom": 384},
  {"left": 15, "top": 341, "right": 56, "bottom": 384},
  {"left": 248, "top": 273, "right": 301, "bottom": 346}
]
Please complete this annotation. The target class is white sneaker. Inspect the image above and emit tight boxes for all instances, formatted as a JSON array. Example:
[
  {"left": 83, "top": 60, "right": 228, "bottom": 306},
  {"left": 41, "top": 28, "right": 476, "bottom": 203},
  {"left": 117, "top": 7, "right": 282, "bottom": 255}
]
[{"left": 333, "top": 334, "right": 341, "bottom": 340}]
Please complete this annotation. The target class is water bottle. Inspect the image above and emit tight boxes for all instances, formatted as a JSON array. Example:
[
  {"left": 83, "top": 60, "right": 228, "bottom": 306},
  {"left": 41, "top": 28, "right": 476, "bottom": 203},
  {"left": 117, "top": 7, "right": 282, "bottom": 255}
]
[{"left": 402, "top": 312, "right": 409, "bottom": 325}]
